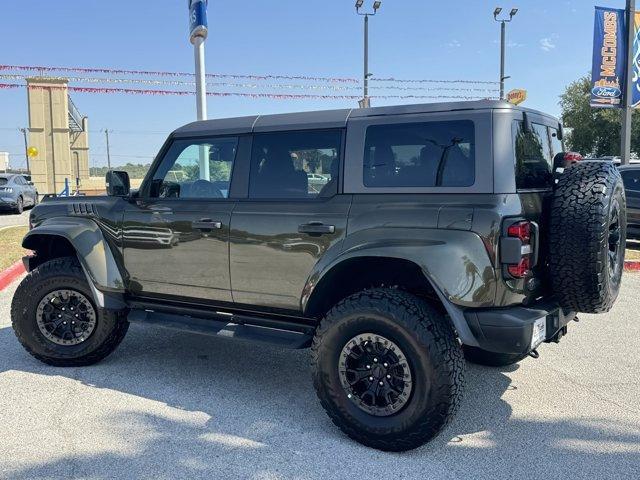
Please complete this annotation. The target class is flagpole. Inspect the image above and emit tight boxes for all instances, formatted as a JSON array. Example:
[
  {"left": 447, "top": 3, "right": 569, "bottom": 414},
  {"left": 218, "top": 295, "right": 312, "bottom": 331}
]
[{"left": 622, "top": 0, "right": 635, "bottom": 166}]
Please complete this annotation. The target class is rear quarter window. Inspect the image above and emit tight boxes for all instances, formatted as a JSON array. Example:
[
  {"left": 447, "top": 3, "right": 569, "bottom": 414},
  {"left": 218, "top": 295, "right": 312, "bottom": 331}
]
[
  {"left": 513, "top": 121, "right": 554, "bottom": 190},
  {"left": 363, "top": 120, "right": 475, "bottom": 188}
]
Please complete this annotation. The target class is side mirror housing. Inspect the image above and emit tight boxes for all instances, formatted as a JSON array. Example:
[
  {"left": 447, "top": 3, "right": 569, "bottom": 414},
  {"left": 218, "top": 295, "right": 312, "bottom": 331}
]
[{"left": 106, "top": 170, "right": 130, "bottom": 196}]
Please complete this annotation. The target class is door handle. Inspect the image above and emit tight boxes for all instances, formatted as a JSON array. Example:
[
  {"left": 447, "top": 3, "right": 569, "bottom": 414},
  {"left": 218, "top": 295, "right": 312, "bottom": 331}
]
[
  {"left": 298, "top": 222, "right": 335, "bottom": 235},
  {"left": 192, "top": 219, "right": 222, "bottom": 230}
]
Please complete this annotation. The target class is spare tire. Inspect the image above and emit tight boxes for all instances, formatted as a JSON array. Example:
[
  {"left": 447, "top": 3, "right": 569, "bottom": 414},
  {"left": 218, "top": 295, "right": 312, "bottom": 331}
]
[{"left": 548, "top": 161, "right": 626, "bottom": 313}]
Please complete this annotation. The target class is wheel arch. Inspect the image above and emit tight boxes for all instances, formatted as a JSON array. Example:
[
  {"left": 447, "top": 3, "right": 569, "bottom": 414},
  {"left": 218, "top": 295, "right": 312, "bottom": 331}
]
[
  {"left": 303, "top": 254, "right": 480, "bottom": 347},
  {"left": 23, "top": 217, "right": 126, "bottom": 295}
]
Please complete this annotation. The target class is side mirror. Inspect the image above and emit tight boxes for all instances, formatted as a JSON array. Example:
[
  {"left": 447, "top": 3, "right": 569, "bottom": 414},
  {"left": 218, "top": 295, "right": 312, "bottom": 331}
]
[
  {"left": 106, "top": 170, "right": 130, "bottom": 196},
  {"left": 28, "top": 181, "right": 34, "bottom": 186}
]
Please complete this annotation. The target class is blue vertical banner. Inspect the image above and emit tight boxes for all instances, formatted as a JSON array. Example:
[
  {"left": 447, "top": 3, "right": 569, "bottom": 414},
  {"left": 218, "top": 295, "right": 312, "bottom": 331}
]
[
  {"left": 631, "top": 11, "right": 640, "bottom": 108},
  {"left": 590, "top": 6, "right": 627, "bottom": 108}
]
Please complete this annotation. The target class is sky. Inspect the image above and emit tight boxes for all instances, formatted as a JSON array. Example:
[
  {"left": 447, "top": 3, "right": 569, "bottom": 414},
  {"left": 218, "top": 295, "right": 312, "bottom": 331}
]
[{"left": 0, "top": 0, "right": 624, "bottom": 169}]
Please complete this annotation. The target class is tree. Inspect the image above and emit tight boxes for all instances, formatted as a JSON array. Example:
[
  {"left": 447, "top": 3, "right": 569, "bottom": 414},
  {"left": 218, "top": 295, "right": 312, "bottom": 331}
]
[{"left": 560, "top": 74, "right": 640, "bottom": 157}]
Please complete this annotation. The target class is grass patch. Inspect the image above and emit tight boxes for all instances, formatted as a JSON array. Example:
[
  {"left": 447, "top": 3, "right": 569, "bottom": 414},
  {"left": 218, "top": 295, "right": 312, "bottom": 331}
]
[
  {"left": 0, "top": 226, "right": 28, "bottom": 271},
  {"left": 626, "top": 248, "right": 640, "bottom": 261}
]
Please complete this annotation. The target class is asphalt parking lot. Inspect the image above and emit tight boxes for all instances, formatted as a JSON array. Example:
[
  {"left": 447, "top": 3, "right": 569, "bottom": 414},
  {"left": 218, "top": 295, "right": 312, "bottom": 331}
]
[
  {"left": 0, "top": 210, "right": 29, "bottom": 229},
  {"left": 0, "top": 273, "right": 639, "bottom": 480}
]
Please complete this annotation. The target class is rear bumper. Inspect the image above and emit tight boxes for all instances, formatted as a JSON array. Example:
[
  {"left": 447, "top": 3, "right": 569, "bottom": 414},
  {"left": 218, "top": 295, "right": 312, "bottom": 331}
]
[
  {"left": 464, "top": 301, "right": 576, "bottom": 355},
  {"left": 0, "top": 198, "right": 17, "bottom": 209}
]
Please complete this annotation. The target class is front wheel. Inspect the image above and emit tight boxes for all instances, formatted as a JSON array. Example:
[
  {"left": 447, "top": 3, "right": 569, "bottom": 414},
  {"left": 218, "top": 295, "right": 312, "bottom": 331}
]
[
  {"left": 311, "top": 289, "right": 465, "bottom": 451},
  {"left": 11, "top": 256, "right": 129, "bottom": 366}
]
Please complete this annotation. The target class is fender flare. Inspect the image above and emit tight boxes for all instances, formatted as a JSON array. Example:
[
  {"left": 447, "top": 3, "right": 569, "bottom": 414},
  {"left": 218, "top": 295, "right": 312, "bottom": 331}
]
[
  {"left": 302, "top": 228, "right": 497, "bottom": 347},
  {"left": 23, "top": 217, "right": 125, "bottom": 307}
]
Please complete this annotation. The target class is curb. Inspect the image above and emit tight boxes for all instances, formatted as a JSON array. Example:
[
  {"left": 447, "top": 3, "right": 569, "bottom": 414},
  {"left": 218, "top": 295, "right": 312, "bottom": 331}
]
[
  {"left": 0, "top": 260, "right": 26, "bottom": 291},
  {"left": 624, "top": 261, "right": 640, "bottom": 272}
]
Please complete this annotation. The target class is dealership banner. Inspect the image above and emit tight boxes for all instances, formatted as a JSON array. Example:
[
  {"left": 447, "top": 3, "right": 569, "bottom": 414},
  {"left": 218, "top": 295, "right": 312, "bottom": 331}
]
[
  {"left": 632, "top": 12, "right": 640, "bottom": 108},
  {"left": 590, "top": 6, "right": 627, "bottom": 108}
]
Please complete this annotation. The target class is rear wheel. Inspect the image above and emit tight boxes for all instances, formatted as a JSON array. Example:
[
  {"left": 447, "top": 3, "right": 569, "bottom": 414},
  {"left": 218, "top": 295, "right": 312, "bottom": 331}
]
[
  {"left": 311, "top": 289, "right": 465, "bottom": 451},
  {"left": 11, "top": 256, "right": 129, "bottom": 366},
  {"left": 14, "top": 196, "right": 23, "bottom": 214},
  {"left": 463, "top": 345, "right": 529, "bottom": 367}
]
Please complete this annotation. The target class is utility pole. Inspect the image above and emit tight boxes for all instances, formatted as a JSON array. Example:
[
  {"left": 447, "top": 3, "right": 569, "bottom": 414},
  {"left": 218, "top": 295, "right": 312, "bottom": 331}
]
[
  {"left": 494, "top": 7, "right": 518, "bottom": 100},
  {"left": 104, "top": 129, "right": 112, "bottom": 171},
  {"left": 621, "top": 0, "right": 636, "bottom": 166},
  {"left": 356, "top": 1, "right": 382, "bottom": 108},
  {"left": 19, "top": 128, "right": 29, "bottom": 173}
]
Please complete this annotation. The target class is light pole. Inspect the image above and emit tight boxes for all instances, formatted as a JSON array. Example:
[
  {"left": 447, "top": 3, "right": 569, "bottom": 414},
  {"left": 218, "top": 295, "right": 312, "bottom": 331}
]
[
  {"left": 188, "top": 0, "right": 210, "bottom": 180},
  {"left": 356, "top": 0, "right": 382, "bottom": 108},
  {"left": 19, "top": 128, "right": 29, "bottom": 173},
  {"left": 494, "top": 7, "right": 518, "bottom": 100}
]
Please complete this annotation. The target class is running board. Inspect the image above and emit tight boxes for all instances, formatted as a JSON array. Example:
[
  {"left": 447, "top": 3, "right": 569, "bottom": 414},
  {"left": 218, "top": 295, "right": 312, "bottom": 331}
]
[{"left": 128, "top": 309, "right": 312, "bottom": 349}]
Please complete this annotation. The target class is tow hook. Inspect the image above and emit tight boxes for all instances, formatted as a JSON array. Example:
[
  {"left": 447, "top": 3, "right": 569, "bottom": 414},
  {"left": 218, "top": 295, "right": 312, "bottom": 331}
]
[{"left": 528, "top": 349, "right": 540, "bottom": 359}]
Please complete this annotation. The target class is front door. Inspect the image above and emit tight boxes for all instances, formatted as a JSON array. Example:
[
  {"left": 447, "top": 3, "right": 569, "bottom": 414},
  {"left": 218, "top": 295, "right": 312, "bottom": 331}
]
[
  {"left": 123, "top": 136, "right": 240, "bottom": 303},
  {"left": 230, "top": 129, "right": 350, "bottom": 311}
]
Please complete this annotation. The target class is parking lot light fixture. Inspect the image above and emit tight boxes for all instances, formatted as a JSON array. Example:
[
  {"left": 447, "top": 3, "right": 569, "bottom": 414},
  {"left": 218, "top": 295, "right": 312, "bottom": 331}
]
[
  {"left": 355, "top": 1, "right": 382, "bottom": 108},
  {"left": 494, "top": 7, "right": 518, "bottom": 100}
]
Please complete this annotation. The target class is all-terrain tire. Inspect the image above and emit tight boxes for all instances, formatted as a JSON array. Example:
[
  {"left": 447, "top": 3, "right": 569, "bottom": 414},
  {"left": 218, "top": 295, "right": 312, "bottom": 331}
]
[
  {"left": 463, "top": 345, "right": 529, "bottom": 367},
  {"left": 11, "top": 256, "right": 129, "bottom": 366},
  {"left": 549, "top": 161, "right": 626, "bottom": 313},
  {"left": 311, "top": 288, "right": 465, "bottom": 451}
]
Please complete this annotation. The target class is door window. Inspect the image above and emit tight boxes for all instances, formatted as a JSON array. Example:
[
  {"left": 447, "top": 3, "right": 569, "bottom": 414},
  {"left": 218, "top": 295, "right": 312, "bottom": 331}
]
[
  {"left": 622, "top": 169, "right": 640, "bottom": 191},
  {"left": 149, "top": 137, "right": 238, "bottom": 199},
  {"left": 249, "top": 130, "right": 341, "bottom": 199},
  {"left": 513, "top": 121, "right": 554, "bottom": 189}
]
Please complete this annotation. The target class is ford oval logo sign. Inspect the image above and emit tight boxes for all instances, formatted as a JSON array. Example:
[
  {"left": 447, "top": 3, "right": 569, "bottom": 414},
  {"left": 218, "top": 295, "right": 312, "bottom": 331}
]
[{"left": 592, "top": 86, "right": 622, "bottom": 99}]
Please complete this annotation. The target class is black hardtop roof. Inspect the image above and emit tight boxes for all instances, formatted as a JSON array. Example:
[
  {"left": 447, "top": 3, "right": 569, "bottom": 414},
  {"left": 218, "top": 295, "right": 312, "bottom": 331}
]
[{"left": 172, "top": 100, "right": 556, "bottom": 137}]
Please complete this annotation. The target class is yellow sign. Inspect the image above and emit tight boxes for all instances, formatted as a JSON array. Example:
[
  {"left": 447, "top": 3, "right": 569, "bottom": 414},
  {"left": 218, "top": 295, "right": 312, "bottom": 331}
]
[
  {"left": 27, "top": 146, "right": 38, "bottom": 158},
  {"left": 507, "top": 89, "right": 527, "bottom": 105}
]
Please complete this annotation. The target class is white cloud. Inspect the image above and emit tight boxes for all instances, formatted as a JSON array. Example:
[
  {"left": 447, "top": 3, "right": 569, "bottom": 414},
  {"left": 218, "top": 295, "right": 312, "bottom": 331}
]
[
  {"left": 447, "top": 39, "right": 461, "bottom": 48},
  {"left": 507, "top": 41, "right": 525, "bottom": 48},
  {"left": 540, "top": 36, "right": 557, "bottom": 52}
]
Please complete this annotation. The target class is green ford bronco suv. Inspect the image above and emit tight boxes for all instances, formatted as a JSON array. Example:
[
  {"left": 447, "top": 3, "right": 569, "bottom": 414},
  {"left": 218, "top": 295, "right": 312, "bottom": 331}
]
[{"left": 11, "top": 100, "right": 626, "bottom": 451}]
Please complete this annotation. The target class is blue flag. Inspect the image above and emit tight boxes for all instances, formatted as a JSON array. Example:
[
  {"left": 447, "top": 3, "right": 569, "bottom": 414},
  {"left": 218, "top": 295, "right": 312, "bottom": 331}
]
[{"left": 590, "top": 6, "right": 627, "bottom": 108}]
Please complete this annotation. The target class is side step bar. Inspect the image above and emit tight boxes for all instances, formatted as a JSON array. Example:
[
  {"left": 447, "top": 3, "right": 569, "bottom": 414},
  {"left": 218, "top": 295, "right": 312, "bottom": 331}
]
[{"left": 128, "top": 309, "right": 313, "bottom": 349}]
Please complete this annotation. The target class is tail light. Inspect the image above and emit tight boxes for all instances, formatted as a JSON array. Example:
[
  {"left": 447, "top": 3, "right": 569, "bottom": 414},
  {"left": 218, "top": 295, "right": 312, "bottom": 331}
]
[{"left": 501, "top": 220, "right": 537, "bottom": 279}]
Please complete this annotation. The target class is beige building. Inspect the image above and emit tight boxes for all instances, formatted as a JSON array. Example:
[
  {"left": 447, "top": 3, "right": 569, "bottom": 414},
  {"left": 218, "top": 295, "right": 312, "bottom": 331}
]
[{"left": 26, "top": 77, "right": 90, "bottom": 195}]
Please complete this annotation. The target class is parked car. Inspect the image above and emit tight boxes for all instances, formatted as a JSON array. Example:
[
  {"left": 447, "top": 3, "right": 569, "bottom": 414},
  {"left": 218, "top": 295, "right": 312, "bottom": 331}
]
[
  {"left": 11, "top": 100, "right": 626, "bottom": 451},
  {"left": 619, "top": 164, "right": 640, "bottom": 239},
  {"left": 0, "top": 173, "right": 38, "bottom": 213}
]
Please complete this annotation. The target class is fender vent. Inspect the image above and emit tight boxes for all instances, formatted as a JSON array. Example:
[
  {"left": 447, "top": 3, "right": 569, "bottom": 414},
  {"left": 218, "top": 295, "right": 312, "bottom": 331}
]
[{"left": 68, "top": 202, "right": 98, "bottom": 217}]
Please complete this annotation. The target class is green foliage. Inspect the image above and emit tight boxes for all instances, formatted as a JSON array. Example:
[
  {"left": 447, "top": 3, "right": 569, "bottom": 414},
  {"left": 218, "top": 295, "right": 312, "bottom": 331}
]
[{"left": 560, "top": 74, "right": 640, "bottom": 157}]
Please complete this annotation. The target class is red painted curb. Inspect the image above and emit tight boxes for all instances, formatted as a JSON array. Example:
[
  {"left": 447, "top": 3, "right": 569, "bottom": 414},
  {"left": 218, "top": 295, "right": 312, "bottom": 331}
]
[
  {"left": 0, "top": 260, "right": 26, "bottom": 291},
  {"left": 624, "top": 261, "right": 640, "bottom": 272}
]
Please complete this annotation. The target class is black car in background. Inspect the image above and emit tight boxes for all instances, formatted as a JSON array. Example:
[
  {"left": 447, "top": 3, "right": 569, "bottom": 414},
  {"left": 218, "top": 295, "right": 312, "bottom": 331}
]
[{"left": 619, "top": 165, "right": 640, "bottom": 239}]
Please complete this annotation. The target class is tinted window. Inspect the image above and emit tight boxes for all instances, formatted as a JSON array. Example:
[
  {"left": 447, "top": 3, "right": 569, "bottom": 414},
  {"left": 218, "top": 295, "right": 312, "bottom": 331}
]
[
  {"left": 0, "top": 178, "right": 7, "bottom": 186},
  {"left": 150, "top": 137, "right": 238, "bottom": 198},
  {"left": 549, "top": 127, "right": 564, "bottom": 157},
  {"left": 249, "top": 130, "right": 341, "bottom": 199},
  {"left": 363, "top": 121, "right": 475, "bottom": 188},
  {"left": 513, "top": 121, "right": 554, "bottom": 189},
  {"left": 622, "top": 169, "right": 640, "bottom": 191}
]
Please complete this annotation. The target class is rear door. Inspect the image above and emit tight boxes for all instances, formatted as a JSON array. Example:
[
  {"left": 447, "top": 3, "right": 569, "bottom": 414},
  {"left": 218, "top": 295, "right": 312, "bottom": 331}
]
[
  {"left": 123, "top": 136, "right": 246, "bottom": 303},
  {"left": 229, "top": 129, "right": 350, "bottom": 311}
]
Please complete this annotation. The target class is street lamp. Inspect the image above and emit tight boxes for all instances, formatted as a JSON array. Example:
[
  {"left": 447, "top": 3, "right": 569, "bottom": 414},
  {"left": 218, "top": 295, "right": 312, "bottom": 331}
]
[
  {"left": 356, "top": 0, "right": 382, "bottom": 108},
  {"left": 494, "top": 6, "right": 518, "bottom": 100}
]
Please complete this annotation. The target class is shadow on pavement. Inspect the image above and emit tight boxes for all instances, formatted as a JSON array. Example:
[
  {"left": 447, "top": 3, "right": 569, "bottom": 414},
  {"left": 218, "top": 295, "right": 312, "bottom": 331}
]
[{"left": 0, "top": 323, "right": 638, "bottom": 479}]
